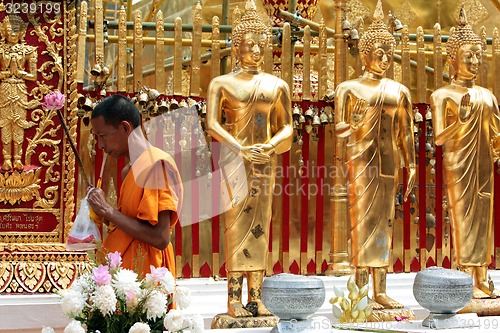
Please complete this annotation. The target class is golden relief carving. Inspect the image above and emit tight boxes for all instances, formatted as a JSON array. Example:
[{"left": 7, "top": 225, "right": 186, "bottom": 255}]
[
  {"left": 0, "top": 15, "right": 37, "bottom": 172},
  {"left": 0, "top": 0, "right": 87, "bottom": 295},
  {"left": 0, "top": 10, "right": 66, "bottom": 207},
  {"left": 0, "top": 169, "right": 41, "bottom": 204},
  {"left": 64, "top": 1, "right": 79, "bottom": 242}
]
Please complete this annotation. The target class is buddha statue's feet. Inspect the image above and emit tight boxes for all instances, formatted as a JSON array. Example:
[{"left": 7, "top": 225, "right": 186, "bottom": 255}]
[
  {"left": 253, "top": 299, "right": 273, "bottom": 316},
  {"left": 476, "top": 281, "right": 500, "bottom": 298},
  {"left": 228, "top": 301, "right": 253, "bottom": 317},
  {"left": 374, "top": 293, "right": 404, "bottom": 309},
  {"left": 13, "top": 159, "right": 23, "bottom": 171},
  {"left": 368, "top": 298, "right": 384, "bottom": 310},
  {"left": 2, "top": 160, "right": 12, "bottom": 171}
]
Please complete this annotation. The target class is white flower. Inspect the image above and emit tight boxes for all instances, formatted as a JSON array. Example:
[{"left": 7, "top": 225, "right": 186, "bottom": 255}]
[
  {"left": 64, "top": 320, "right": 85, "bottom": 333},
  {"left": 144, "top": 289, "right": 167, "bottom": 320},
  {"left": 91, "top": 284, "right": 117, "bottom": 316},
  {"left": 128, "top": 322, "right": 151, "bottom": 333},
  {"left": 60, "top": 289, "right": 86, "bottom": 318},
  {"left": 112, "top": 269, "right": 141, "bottom": 297},
  {"left": 188, "top": 314, "right": 205, "bottom": 333},
  {"left": 164, "top": 309, "right": 184, "bottom": 332},
  {"left": 173, "top": 286, "right": 191, "bottom": 310},
  {"left": 41, "top": 327, "right": 56, "bottom": 333},
  {"left": 71, "top": 273, "right": 94, "bottom": 295},
  {"left": 159, "top": 270, "right": 175, "bottom": 294}
]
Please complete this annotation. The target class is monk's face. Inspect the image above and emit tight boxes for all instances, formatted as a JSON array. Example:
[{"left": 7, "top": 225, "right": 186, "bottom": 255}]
[
  {"left": 456, "top": 43, "right": 481, "bottom": 80},
  {"left": 237, "top": 32, "right": 266, "bottom": 68},
  {"left": 91, "top": 116, "right": 130, "bottom": 159},
  {"left": 364, "top": 42, "right": 394, "bottom": 75}
]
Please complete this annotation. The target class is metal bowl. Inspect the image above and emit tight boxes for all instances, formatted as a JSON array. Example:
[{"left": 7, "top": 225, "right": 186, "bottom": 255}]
[
  {"left": 413, "top": 266, "right": 473, "bottom": 314},
  {"left": 262, "top": 273, "right": 325, "bottom": 320}
]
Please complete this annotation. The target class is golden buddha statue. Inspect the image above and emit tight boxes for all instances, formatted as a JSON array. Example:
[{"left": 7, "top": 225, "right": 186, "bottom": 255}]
[
  {"left": 332, "top": 0, "right": 416, "bottom": 310},
  {"left": 430, "top": 6, "right": 500, "bottom": 299},
  {"left": 0, "top": 15, "right": 37, "bottom": 171},
  {"left": 206, "top": 0, "right": 293, "bottom": 318}
]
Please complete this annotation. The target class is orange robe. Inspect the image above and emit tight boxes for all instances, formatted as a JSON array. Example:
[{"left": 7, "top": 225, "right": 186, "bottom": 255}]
[{"left": 103, "top": 147, "right": 182, "bottom": 277}]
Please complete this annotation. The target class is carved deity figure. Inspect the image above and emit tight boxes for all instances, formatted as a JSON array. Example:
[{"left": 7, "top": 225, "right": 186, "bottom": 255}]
[
  {"left": 333, "top": 0, "right": 416, "bottom": 310},
  {"left": 430, "top": 6, "right": 500, "bottom": 299},
  {"left": 206, "top": 0, "right": 293, "bottom": 318},
  {"left": 0, "top": 15, "right": 37, "bottom": 171}
]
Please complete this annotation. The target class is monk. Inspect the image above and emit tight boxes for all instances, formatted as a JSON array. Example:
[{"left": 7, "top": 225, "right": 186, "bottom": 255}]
[
  {"left": 430, "top": 6, "right": 500, "bottom": 298},
  {"left": 87, "top": 94, "right": 183, "bottom": 277},
  {"left": 206, "top": 0, "right": 293, "bottom": 318},
  {"left": 333, "top": 0, "right": 416, "bottom": 309}
]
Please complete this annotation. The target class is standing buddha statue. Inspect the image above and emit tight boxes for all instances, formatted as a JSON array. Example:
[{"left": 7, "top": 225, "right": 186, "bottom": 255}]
[
  {"left": 430, "top": 5, "right": 500, "bottom": 299},
  {"left": 206, "top": 0, "right": 293, "bottom": 318},
  {"left": 334, "top": 0, "right": 416, "bottom": 310}
]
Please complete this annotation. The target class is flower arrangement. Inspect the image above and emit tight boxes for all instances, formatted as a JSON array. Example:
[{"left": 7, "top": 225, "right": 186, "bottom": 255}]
[
  {"left": 330, "top": 276, "right": 372, "bottom": 323},
  {"left": 56, "top": 251, "right": 203, "bottom": 333}
]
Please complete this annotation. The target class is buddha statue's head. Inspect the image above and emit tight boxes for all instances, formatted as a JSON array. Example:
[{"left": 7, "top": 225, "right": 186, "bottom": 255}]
[
  {"left": 446, "top": 5, "right": 482, "bottom": 80},
  {"left": 2, "top": 15, "right": 28, "bottom": 44},
  {"left": 359, "top": 0, "right": 396, "bottom": 75},
  {"left": 231, "top": 0, "right": 270, "bottom": 69}
]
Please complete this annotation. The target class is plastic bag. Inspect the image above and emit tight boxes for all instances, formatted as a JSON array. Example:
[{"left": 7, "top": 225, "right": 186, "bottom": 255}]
[{"left": 66, "top": 195, "right": 101, "bottom": 250}]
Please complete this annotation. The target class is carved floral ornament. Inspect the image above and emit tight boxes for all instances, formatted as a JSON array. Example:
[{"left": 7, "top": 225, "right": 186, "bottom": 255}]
[{"left": 0, "top": 1, "right": 90, "bottom": 294}]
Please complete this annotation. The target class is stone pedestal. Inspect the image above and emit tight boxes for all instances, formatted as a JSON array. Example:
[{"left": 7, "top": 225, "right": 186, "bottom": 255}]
[
  {"left": 368, "top": 308, "right": 416, "bottom": 322},
  {"left": 211, "top": 313, "right": 279, "bottom": 329},
  {"left": 459, "top": 298, "right": 500, "bottom": 316}
]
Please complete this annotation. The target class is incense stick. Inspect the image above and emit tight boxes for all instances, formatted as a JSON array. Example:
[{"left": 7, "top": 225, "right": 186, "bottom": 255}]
[{"left": 96, "top": 152, "right": 107, "bottom": 189}]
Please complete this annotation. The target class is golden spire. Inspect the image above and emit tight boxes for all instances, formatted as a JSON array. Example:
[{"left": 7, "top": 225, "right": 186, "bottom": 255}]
[
  {"left": 445, "top": 4, "right": 481, "bottom": 65},
  {"left": 358, "top": 0, "right": 395, "bottom": 56}
]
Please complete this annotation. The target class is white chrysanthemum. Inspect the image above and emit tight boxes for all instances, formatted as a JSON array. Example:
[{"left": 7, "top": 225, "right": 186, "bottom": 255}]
[
  {"left": 189, "top": 314, "right": 205, "bottom": 333},
  {"left": 164, "top": 309, "right": 184, "bottom": 332},
  {"left": 112, "top": 269, "right": 141, "bottom": 297},
  {"left": 60, "top": 289, "right": 86, "bottom": 317},
  {"left": 128, "top": 322, "right": 151, "bottom": 333},
  {"left": 41, "top": 326, "right": 56, "bottom": 333},
  {"left": 64, "top": 320, "right": 85, "bottom": 333},
  {"left": 144, "top": 290, "right": 167, "bottom": 320},
  {"left": 173, "top": 286, "right": 191, "bottom": 310},
  {"left": 71, "top": 273, "right": 94, "bottom": 295},
  {"left": 91, "top": 284, "right": 117, "bottom": 316},
  {"left": 159, "top": 270, "right": 175, "bottom": 294}
]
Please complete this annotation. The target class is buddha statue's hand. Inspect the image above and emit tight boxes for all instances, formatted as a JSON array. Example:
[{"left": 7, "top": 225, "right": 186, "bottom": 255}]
[
  {"left": 458, "top": 93, "right": 472, "bottom": 123},
  {"left": 403, "top": 164, "right": 417, "bottom": 202},
  {"left": 350, "top": 99, "right": 368, "bottom": 130},
  {"left": 253, "top": 143, "right": 275, "bottom": 156},
  {"left": 241, "top": 145, "right": 271, "bottom": 164}
]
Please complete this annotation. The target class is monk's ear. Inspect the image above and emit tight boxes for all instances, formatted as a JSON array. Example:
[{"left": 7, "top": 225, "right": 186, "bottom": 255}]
[{"left": 120, "top": 120, "right": 133, "bottom": 134}]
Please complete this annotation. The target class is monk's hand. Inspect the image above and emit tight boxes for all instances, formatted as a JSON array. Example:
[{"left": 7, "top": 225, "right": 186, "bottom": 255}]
[
  {"left": 87, "top": 187, "right": 113, "bottom": 220},
  {"left": 404, "top": 165, "right": 417, "bottom": 202},
  {"left": 458, "top": 93, "right": 472, "bottom": 123},
  {"left": 350, "top": 99, "right": 368, "bottom": 130}
]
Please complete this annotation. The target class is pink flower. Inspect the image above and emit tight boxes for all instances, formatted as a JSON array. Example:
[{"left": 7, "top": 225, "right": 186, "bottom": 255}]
[
  {"left": 42, "top": 91, "right": 65, "bottom": 110},
  {"left": 107, "top": 251, "right": 122, "bottom": 270},
  {"left": 92, "top": 265, "right": 111, "bottom": 286},
  {"left": 395, "top": 315, "right": 410, "bottom": 322},
  {"left": 146, "top": 266, "right": 169, "bottom": 284},
  {"left": 125, "top": 289, "right": 139, "bottom": 310}
]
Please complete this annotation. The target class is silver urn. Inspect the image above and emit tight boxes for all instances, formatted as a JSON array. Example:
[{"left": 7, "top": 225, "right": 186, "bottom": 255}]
[
  {"left": 262, "top": 273, "right": 325, "bottom": 321},
  {"left": 413, "top": 266, "right": 473, "bottom": 328}
]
